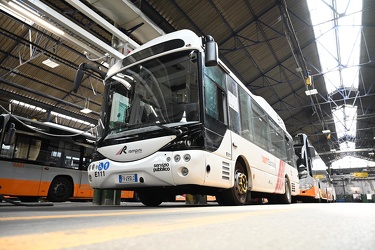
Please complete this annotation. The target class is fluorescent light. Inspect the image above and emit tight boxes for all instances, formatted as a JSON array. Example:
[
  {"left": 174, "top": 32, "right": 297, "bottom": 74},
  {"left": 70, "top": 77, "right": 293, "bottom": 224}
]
[
  {"left": 305, "top": 89, "right": 318, "bottom": 96},
  {"left": 10, "top": 99, "right": 46, "bottom": 112},
  {"left": 0, "top": 3, "right": 34, "bottom": 25},
  {"left": 50, "top": 111, "right": 95, "bottom": 127},
  {"left": 322, "top": 130, "right": 331, "bottom": 134},
  {"left": 42, "top": 58, "right": 60, "bottom": 68},
  {"left": 80, "top": 108, "right": 92, "bottom": 114},
  {"left": 8, "top": 1, "right": 65, "bottom": 36}
]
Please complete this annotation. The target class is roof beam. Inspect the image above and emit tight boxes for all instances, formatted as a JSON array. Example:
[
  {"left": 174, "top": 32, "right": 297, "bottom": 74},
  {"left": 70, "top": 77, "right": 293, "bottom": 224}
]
[
  {"left": 65, "top": 0, "right": 140, "bottom": 50},
  {"left": 7, "top": 0, "right": 124, "bottom": 59}
]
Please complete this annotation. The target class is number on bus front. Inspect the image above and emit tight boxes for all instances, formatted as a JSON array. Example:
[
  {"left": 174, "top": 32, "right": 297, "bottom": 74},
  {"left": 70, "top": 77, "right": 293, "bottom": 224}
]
[{"left": 95, "top": 171, "right": 105, "bottom": 177}]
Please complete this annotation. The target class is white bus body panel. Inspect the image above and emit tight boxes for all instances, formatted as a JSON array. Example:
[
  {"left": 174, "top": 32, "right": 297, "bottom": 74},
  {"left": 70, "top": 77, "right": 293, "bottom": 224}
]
[
  {"left": 88, "top": 150, "right": 234, "bottom": 189},
  {"left": 231, "top": 132, "right": 299, "bottom": 196},
  {"left": 97, "top": 135, "right": 176, "bottom": 162},
  {"left": 89, "top": 130, "right": 299, "bottom": 196},
  {"left": 89, "top": 131, "right": 235, "bottom": 189}
]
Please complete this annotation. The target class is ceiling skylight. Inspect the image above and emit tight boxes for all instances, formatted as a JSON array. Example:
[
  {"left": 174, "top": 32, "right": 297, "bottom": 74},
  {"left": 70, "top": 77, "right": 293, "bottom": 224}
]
[
  {"left": 339, "top": 141, "right": 355, "bottom": 151},
  {"left": 332, "top": 105, "right": 357, "bottom": 139},
  {"left": 307, "top": 0, "right": 362, "bottom": 94},
  {"left": 312, "top": 156, "right": 327, "bottom": 170},
  {"left": 307, "top": 0, "right": 364, "bottom": 168}
]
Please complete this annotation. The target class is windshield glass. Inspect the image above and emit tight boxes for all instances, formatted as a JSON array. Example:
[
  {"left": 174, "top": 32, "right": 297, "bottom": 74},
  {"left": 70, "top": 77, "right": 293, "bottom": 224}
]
[{"left": 105, "top": 51, "right": 200, "bottom": 134}]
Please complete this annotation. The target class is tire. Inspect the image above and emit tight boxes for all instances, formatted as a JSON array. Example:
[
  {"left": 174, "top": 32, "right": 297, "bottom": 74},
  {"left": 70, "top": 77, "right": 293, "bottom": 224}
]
[
  {"left": 47, "top": 177, "right": 73, "bottom": 202},
  {"left": 215, "top": 193, "right": 225, "bottom": 205},
  {"left": 220, "top": 162, "right": 248, "bottom": 205},
  {"left": 138, "top": 190, "right": 164, "bottom": 207},
  {"left": 279, "top": 178, "right": 292, "bottom": 204}
]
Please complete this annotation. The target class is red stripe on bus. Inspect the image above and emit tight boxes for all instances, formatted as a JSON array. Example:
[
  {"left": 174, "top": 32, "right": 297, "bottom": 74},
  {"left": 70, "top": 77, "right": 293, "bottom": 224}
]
[{"left": 274, "top": 161, "right": 285, "bottom": 193}]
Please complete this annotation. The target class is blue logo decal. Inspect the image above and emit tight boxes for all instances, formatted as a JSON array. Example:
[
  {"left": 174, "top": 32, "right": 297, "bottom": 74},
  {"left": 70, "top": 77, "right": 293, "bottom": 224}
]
[{"left": 98, "top": 161, "right": 110, "bottom": 171}]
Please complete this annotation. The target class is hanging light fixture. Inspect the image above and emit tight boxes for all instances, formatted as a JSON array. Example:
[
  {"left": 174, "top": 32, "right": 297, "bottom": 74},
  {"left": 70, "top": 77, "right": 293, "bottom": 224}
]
[
  {"left": 80, "top": 99, "right": 92, "bottom": 114},
  {"left": 42, "top": 58, "right": 60, "bottom": 68}
]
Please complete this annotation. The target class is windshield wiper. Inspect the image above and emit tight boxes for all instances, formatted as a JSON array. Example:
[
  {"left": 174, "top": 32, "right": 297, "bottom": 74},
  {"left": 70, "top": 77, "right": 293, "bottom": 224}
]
[{"left": 155, "top": 123, "right": 184, "bottom": 136}]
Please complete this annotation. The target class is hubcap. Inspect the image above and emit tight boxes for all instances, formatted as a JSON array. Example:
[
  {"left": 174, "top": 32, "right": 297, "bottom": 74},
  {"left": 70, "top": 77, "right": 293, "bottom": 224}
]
[
  {"left": 55, "top": 183, "right": 67, "bottom": 198},
  {"left": 235, "top": 172, "right": 248, "bottom": 195}
]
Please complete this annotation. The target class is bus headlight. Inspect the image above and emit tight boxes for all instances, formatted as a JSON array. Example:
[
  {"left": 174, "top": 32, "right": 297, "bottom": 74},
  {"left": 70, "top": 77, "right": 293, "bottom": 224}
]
[
  {"left": 300, "top": 184, "right": 313, "bottom": 191},
  {"left": 181, "top": 167, "right": 189, "bottom": 176},
  {"left": 183, "top": 154, "right": 191, "bottom": 162},
  {"left": 88, "top": 174, "right": 92, "bottom": 182},
  {"left": 174, "top": 154, "right": 181, "bottom": 162}
]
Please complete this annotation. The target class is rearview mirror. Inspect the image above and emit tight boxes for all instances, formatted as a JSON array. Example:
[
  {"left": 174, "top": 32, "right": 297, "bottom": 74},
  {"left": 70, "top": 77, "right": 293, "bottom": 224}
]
[{"left": 204, "top": 35, "right": 218, "bottom": 67}]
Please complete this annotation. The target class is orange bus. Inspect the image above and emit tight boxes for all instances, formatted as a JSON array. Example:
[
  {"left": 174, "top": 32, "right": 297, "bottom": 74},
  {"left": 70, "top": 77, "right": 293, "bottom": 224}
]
[
  {"left": 0, "top": 113, "right": 133, "bottom": 202},
  {"left": 293, "top": 133, "right": 335, "bottom": 203}
]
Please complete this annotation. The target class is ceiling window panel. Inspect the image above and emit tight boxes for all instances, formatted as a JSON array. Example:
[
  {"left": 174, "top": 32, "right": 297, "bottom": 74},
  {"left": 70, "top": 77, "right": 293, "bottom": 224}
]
[
  {"left": 332, "top": 105, "right": 357, "bottom": 139},
  {"left": 307, "top": 0, "right": 362, "bottom": 93}
]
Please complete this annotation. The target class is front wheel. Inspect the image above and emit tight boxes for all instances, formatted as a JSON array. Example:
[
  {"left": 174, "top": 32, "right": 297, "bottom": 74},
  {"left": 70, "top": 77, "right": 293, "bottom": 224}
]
[
  {"left": 137, "top": 190, "right": 164, "bottom": 207},
  {"left": 220, "top": 162, "right": 248, "bottom": 205}
]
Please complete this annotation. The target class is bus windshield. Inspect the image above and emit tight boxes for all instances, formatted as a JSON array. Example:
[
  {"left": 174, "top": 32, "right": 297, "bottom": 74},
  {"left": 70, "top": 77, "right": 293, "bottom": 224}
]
[{"left": 105, "top": 51, "right": 200, "bottom": 135}]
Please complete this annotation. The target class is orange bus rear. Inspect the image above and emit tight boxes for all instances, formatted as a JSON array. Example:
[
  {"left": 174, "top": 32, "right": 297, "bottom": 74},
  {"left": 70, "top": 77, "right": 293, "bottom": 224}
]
[{"left": 0, "top": 113, "right": 134, "bottom": 202}]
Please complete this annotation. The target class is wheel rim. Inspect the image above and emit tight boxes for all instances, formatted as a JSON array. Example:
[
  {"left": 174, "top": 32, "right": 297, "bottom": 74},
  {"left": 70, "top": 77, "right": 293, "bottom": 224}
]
[
  {"left": 235, "top": 171, "right": 248, "bottom": 195},
  {"left": 54, "top": 183, "right": 68, "bottom": 199}
]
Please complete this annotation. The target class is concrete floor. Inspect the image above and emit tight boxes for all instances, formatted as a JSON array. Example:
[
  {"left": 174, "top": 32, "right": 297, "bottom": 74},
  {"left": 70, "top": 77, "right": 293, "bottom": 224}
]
[{"left": 0, "top": 201, "right": 374, "bottom": 250}]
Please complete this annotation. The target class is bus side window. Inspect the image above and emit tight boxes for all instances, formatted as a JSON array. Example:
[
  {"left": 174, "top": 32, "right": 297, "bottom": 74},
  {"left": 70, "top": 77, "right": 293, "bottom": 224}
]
[
  {"left": 269, "top": 119, "right": 286, "bottom": 160},
  {"left": 204, "top": 66, "right": 227, "bottom": 124},
  {"left": 13, "top": 136, "right": 41, "bottom": 161},
  {"left": 36, "top": 140, "right": 49, "bottom": 163},
  {"left": 239, "top": 87, "right": 253, "bottom": 142},
  {"left": 251, "top": 103, "right": 269, "bottom": 150},
  {"left": 226, "top": 75, "right": 240, "bottom": 134}
]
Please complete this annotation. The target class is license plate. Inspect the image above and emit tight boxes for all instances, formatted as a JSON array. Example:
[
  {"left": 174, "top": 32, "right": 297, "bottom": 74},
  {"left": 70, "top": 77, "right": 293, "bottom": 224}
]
[{"left": 119, "top": 174, "right": 138, "bottom": 183}]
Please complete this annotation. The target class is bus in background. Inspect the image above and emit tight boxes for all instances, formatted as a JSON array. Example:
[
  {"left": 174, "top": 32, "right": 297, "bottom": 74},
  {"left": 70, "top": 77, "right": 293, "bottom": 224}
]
[
  {"left": 293, "top": 133, "right": 335, "bottom": 203},
  {"left": 85, "top": 29, "right": 300, "bottom": 206},
  {"left": 313, "top": 165, "right": 336, "bottom": 203},
  {"left": 0, "top": 113, "right": 134, "bottom": 202},
  {"left": 293, "top": 133, "right": 320, "bottom": 202}
]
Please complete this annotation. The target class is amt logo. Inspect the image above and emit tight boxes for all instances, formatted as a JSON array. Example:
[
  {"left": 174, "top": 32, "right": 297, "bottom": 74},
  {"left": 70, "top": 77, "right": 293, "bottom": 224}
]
[
  {"left": 98, "top": 161, "right": 110, "bottom": 171},
  {"left": 116, "top": 145, "right": 127, "bottom": 155}
]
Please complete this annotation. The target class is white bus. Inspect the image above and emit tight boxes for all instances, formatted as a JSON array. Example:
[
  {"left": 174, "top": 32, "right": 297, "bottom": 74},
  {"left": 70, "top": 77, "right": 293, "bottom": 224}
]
[{"left": 86, "top": 29, "right": 300, "bottom": 206}]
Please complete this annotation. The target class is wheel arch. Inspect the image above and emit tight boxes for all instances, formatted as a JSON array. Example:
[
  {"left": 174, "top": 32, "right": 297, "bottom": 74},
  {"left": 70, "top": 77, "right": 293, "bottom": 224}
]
[
  {"left": 235, "top": 155, "right": 252, "bottom": 190},
  {"left": 284, "top": 174, "right": 291, "bottom": 193}
]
